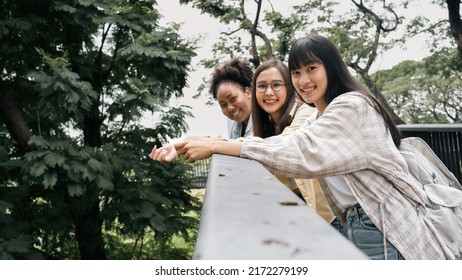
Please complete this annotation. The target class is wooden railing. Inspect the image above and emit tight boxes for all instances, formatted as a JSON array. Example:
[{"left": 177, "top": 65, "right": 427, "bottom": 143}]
[{"left": 193, "top": 154, "right": 367, "bottom": 260}]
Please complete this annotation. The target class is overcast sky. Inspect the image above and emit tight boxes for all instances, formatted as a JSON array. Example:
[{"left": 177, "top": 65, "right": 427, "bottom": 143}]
[{"left": 150, "top": 0, "right": 446, "bottom": 141}]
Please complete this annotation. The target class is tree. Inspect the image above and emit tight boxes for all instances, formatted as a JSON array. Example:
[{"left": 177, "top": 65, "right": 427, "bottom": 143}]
[
  {"left": 179, "top": 0, "right": 280, "bottom": 68},
  {"left": 446, "top": 0, "right": 462, "bottom": 60},
  {"left": 374, "top": 48, "right": 462, "bottom": 123},
  {"left": 0, "top": 0, "right": 199, "bottom": 259}
]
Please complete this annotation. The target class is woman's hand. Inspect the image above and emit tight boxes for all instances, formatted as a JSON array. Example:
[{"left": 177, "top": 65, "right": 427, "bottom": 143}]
[
  {"left": 149, "top": 136, "right": 238, "bottom": 164},
  {"left": 149, "top": 144, "right": 178, "bottom": 163},
  {"left": 175, "top": 140, "right": 213, "bottom": 163}
]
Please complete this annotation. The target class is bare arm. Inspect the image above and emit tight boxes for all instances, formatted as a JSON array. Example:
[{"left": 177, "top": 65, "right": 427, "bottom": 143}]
[
  {"left": 176, "top": 139, "right": 243, "bottom": 163},
  {"left": 149, "top": 136, "right": 227, "bottom": 163},
  {"left": 149, "top": 136, "right": 241, "bottom": 163}
]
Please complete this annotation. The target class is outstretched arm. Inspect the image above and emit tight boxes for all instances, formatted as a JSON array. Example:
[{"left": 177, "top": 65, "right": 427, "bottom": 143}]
[
  {"left": 149, "top": 136, "right": 241, "bottom": 163},
  {"left": 176, "top": 139, "right": 243, "bottom": 163}
]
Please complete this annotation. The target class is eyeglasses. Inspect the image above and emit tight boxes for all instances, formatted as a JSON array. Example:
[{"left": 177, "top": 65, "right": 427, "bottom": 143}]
[{"left": 256, "top": 81, "right": 285, "bottom": 93}]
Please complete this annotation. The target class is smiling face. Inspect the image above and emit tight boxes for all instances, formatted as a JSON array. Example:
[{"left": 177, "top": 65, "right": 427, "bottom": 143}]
[
  {"left": 291, "top": 62, "right": 328, "bottom": 113},
  {"left": 255, "top": 67, "right": 287, "bottom": 124},
  {"left": 216, "top": 82, "right": 252, "bottom": 124}
]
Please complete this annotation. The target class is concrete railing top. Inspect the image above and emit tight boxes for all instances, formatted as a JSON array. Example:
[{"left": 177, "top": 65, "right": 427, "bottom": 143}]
[{"left": 193, "top": 154, "right": 368, "bottom": 260}]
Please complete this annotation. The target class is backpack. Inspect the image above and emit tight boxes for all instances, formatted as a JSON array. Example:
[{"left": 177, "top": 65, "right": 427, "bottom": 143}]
[{"left": 399, "top": 137, "right": 462, "bottom": 259}]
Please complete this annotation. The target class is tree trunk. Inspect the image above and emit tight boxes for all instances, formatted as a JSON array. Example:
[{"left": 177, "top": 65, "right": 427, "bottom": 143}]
[
  {"left": 64, "top": 20, "right": 107, "bottom": 259},
  {"left": 447, "top": 0, "right": 462, "bottom": 60},
  {"left": 74, "top": 106, "right": 106, "bottom": 259},
  {"left": 0, "top": 81, "right": 35, "bottom": 153},
  {"left": 71, "top": 192, "right": 107, "bottom": 259}
]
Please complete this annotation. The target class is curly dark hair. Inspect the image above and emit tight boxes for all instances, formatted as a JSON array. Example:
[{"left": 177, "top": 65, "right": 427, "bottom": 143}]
[{"left": 209, "top": 58, "right": 253, "bottom": 99}]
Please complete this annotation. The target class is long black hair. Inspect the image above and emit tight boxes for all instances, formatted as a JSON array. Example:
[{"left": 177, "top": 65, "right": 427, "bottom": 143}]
[{"left": 288, "top": 35, "right": 401, "bottom": 147}]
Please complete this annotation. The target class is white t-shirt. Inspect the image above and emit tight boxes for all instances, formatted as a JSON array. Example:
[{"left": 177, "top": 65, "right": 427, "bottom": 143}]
[{"left": 324, "top": 175, "right": 358, "bottom": 209}]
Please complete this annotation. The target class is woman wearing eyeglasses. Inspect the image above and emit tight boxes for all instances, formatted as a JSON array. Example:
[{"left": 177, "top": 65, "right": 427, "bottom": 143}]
[
  {"left": 252, "top": 58, "right": 310, "bottom": 138},
  {"left": 251, "top": 58, "right": 338, "bottom": 226}
]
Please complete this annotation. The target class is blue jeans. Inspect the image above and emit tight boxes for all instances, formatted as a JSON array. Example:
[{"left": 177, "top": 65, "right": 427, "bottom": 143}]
[
  {"left": 346, "top": 205, "right": 405, "bottom": 260},
  {"left": 330, "top": 217, "right": 347, "bottom": 238}
]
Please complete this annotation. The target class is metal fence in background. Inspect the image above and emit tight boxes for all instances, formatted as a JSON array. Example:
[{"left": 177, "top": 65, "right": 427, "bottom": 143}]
[
  {"left": 398, "top": 124, "right": 462, "bottom": 183},
  {"left": 188, "top": 158, "right": 210, "bottom": 188}
]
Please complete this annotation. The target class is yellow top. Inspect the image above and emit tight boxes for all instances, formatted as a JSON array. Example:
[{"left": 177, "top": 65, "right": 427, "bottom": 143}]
[{"left": 275, "top": 101, "right": 336, "bottom": 223}]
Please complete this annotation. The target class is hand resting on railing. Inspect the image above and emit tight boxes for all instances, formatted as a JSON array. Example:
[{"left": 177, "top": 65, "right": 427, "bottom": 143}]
[{"left": 149, "top": 136, "right": 238, "bottom": 163}]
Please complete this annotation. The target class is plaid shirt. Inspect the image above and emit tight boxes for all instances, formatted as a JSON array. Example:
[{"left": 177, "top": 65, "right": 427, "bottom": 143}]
[{"left": 241, "top": 92, "right": 454, "bottom": 260}]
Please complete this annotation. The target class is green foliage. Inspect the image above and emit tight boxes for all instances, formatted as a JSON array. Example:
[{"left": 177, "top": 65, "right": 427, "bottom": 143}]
[
  {"left": 264, "top": 10, "right": 304, "bottom": 60},
  {"left": 28, "top": 65, "right": 99, "bottom": 123},
  {"left": 0, "top": 0, "right": 200, "bottom": 259},
  {"left": 373, "top": 48, "right": 462, "bottom": 123},
  {"left": 0, "top": 146, "right": 43, "bottom": 259}
]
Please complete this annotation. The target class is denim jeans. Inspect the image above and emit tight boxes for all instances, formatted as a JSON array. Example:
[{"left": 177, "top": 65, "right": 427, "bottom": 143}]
[
  {"left": 330, "top": 217, "right": 348, "bottom": 238},
  {"left": 346, "top": 205, "right": 405, "bottom": 260}
]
